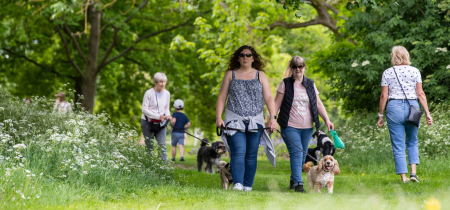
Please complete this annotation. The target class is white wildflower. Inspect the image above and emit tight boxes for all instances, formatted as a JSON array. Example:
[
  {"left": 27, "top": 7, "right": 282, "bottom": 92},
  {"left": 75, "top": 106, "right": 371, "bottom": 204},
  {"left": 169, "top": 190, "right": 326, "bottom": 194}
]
[
  {"left": 36, "top": 195, "right": 40, "bottom": 199},
  {"left": 362, "top": 60, "right": 370, "bottom": 66},
  {"left": 351, "top": 61, "right": 358, "bottom": 67},
  {"left": 0, "top": 107, "right": 4, "bottom": 111},
  {"left": 446, "top": 64, "right": 450, "bottom": 69},
  {"left": 83, "top": 171, "right": 88, "bottom": 174},
  {"left": 77, "top": 120, "right": 85, "bottom": 126},
  {"left": 435, "top": 47, "right": 448, "bottom": 53},
  {"left": 13, "top": 144, "right": 26, "bottom": 150},
  {"left": 25, "top": 170, "right": 31, "bottom": 173}
]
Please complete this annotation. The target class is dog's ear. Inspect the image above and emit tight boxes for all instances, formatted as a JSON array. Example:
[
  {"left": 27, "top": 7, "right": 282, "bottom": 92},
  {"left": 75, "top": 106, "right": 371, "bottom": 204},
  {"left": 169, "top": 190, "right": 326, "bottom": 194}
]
[
  {"left": 211, "top": 142, "right": 217, "bottom": 150},
  {"left": 317, "top": 157, "right": 323, "bottom": 172},
  {"left": 312, "top": 131, "right": 318, "bottom": 138},
  {"left": 333, "top": 159, "right": 340, "bottom": 175}
]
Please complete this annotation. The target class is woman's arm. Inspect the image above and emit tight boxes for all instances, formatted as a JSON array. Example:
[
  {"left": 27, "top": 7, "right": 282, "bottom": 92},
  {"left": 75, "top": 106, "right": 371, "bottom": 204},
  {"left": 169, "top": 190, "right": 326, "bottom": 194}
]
[
  {"left": 274, "top": 91, "right": 284, "bottom": 115},
  {"left": 142, "top": 90, "right": 162, "bottom": 120},
  {"left": 317, "top": 94, "right": 334, "bottom": 131},
  {"left": 216, "top": 71, "right": 232, "bottom": 128},
  {"left": 185, "top": 122, "right": 191, "bottom": 129},
  {"left": 416, "top": 83, "right": 433, "bottom": 126},
  {"left": 377, "top": 86, "right": 389, "bottom": 127},
  {"left": 259, "top": 71, "right": 277, "bottom": 132}
]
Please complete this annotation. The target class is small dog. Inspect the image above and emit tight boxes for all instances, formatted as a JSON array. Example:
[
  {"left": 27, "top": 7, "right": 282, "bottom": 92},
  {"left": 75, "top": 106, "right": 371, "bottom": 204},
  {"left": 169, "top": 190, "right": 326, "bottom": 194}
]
[
  {"left": 305, "top": 130, "right": 336, "bottom": 165},
  {"left": 217, "top": 161, "right": 233, "bottom": 190},
  {"left": 197, "top": 139, "right": 227, "bottom": 173},
  {"left": 303, "top": 155, "right": 340, "bottom": 194}
]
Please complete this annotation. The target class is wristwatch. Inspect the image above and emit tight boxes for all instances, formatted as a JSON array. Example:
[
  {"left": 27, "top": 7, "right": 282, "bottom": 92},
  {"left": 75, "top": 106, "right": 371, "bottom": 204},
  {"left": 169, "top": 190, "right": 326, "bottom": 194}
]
[
  {"left": 269, "top": 115, "right": 277, "bottom": 119},
  {"left": 378, "top": 113, "right": 383, "bottom": 117}
]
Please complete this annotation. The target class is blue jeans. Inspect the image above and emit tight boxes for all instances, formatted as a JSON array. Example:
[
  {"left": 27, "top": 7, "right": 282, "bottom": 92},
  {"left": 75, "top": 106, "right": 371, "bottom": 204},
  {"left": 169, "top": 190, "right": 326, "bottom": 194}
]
[
  {"left": 281, "top": 126, "right": 314, "bottom": 185},
  {"left": 226, "top": 123, "right": 263, "bottom": 187},
  {"left": 386, "top": 99, "right": 420, "bottom": 174}
]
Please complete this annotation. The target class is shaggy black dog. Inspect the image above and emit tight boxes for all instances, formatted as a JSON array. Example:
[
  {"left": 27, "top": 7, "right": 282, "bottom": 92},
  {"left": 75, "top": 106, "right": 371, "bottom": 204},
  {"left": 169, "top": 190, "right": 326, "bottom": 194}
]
[
  {"left": 197, "top": 139, "right": 227, "bottom": 173},
  {"left": 305, "top": 130, "right": 335, "bottom": 166}
]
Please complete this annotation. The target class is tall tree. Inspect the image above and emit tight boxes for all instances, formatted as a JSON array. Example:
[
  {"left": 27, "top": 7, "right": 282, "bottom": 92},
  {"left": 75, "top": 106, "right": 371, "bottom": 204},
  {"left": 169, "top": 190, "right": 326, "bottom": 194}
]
[{"left": 0, "top": 0, "right": 211, "bottom": 112}]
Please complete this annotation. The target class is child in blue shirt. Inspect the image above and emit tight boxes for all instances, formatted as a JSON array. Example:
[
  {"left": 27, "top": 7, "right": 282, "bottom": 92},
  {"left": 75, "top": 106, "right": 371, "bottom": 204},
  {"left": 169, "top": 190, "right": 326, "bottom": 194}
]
[{"left": 170, "top": 99, "right": 191, "bottom": 161}]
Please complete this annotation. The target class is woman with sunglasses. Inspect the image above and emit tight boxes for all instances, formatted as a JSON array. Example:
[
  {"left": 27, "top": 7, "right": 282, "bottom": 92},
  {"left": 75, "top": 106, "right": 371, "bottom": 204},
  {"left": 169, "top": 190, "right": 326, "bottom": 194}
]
[
  {"left": 274, "top": 56, "right": 334, "bottom": 193},
  {"left": 216, "top": 45, "right": 277, "bottom": 191}
]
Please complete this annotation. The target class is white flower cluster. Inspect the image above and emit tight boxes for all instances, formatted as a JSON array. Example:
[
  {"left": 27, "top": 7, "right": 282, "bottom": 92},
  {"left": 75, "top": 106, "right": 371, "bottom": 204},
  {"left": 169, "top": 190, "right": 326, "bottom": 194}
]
[{"left": 435, "top": 47, "right": 448, "bottom": 53}]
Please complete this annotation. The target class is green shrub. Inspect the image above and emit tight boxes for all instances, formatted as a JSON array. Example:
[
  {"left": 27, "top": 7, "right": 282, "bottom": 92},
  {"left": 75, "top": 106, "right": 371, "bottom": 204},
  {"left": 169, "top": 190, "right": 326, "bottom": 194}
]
[
  {"left": 334, "top": 101, "right": 450, "bottom": 170},
  {"left": 0, "top": 88, "right": 174, "bottom": 204}
]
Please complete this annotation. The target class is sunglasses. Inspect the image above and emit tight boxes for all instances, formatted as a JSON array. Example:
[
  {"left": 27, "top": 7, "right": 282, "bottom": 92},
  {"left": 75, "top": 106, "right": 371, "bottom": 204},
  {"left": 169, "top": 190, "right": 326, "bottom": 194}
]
[
  {"left": 239, "top": 53, "right": 253, "bottom": 58},
  {"left": 291, "top": 65, "right": 304, "bottom": 69}
]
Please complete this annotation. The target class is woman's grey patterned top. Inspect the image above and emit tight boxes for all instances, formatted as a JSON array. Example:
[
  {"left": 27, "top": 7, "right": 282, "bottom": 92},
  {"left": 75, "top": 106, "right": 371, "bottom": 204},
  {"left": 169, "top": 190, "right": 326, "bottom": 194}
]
[{"left": 226, "top": 70, "right": 264, "bottom": 117}]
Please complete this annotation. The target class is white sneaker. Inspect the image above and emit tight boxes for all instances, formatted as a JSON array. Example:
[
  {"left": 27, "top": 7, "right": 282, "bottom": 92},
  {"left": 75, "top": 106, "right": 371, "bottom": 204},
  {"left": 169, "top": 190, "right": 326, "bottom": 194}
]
[
  {"left": 233, "top": 183, "right": 244, "bottom": 191},
  {"left": 243, "top": 186, "right": 252, "bottom": 191}
]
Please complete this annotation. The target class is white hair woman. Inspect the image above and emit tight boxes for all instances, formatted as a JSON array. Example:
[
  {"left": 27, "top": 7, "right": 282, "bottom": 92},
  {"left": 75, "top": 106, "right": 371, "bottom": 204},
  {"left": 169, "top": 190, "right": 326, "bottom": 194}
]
[
  {"left": 141, "top": 72, "right": 171, "bottom": 163},
  {"left": 377, "top": 46, "right": 433, "bottom": 183}
]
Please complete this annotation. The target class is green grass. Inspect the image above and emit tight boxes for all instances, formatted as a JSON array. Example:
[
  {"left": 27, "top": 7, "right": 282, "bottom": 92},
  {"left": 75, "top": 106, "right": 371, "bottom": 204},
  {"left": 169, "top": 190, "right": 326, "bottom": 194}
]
[{"left": 3, "top": 144, "right": 450, "bottom": 210}]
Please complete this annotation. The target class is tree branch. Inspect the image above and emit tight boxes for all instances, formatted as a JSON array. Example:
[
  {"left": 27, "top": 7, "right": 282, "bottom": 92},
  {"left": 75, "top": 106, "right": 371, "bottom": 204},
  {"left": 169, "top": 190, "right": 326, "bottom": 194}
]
[
  {"left": 269, "top": 19, "right": 320, "bottom": 30},
  {"left": 63, "top": 24, "right": 87, "bottom": 62},
  {"left": 97, "top": 9, "right": 212, "bottom": 71},
  {"left": 125, "top": 0, "right": 149, "bottom": 23},
  {"left": 124, "top": 56, "right": 142, "bottom": 65},
  {"left": 97, "top": 27, "right": 119, "bottom": 73},
  {"left": 2, "top": 48, "right": 77, "bottom": 80},
  {"left": 56, "top": 26, "right": 86, "bottom": 80}
]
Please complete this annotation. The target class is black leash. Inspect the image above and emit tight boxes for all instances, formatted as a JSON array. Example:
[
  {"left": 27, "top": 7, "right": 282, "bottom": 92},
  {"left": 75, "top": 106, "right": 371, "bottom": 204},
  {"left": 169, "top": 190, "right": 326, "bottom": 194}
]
[
  {"left": 216, "top": 126, "right": 319, "bottom": 163},
  {"left": 170, "top": 123, "right": 209, "bottom": 145}
]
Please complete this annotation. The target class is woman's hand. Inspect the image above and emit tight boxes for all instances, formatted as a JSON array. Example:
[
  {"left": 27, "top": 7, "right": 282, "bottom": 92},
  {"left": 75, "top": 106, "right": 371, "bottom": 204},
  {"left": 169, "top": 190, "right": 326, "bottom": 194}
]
[
  {"left": 377, "top": 117, "right": 384, "bottom": 128},
  {"left": 159, "top": 115, "right": 165, "bottom": 121},
  {"left": 216, "top": 118, "right": 224, "bottom": 128},
  {"left": 268, "top": 118, "right": 277, "bottom": 133},
  {"left": 325, "top": 120, "right": 334, "bottom": 131},
  {"left": 426, "top": 113, "right": 433, "bottom": 126}
]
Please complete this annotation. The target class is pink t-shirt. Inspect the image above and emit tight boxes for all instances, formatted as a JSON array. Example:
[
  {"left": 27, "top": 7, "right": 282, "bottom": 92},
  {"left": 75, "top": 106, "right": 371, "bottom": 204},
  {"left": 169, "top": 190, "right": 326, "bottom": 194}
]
[{"left": 277, "top": 80, "right": 319, "bottom": 129}]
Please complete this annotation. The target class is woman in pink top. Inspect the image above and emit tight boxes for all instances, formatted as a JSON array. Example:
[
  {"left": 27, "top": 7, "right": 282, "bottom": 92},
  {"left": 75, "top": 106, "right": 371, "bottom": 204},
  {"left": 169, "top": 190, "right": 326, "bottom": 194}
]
[
  {"left": 274, "top": 56, "right": 334, "bottom": 193},
  {"left": 141, "top": 72, "right": 171, "bottom": 163}
]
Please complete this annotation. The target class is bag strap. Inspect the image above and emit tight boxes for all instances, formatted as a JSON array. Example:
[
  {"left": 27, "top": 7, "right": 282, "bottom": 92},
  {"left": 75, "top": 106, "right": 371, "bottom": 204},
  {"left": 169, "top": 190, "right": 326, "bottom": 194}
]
[{"left": 392, "top": 67, "right": 412, "bottom": 107}]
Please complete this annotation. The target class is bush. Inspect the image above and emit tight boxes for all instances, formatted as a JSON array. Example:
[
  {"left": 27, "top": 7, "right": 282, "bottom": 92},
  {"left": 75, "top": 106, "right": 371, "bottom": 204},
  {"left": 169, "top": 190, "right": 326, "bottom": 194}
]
[
  {"left": 334, "top": 101, "right": 450, "bottom": 170},
  {"left": 0, "top": 88, "right": 174, "bottom": 204}
]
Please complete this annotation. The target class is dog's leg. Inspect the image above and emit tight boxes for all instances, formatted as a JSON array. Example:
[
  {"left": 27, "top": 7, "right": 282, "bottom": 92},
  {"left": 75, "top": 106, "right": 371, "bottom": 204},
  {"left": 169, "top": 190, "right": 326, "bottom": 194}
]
[
  {"left": 327, "top": 182, "right": 333, "bottom": 194},
  {"left": 206, "top": 162, "right": 212, "bottom": 173},
  {"left": 308, "top": 175, "right": 314, "bottom": 193},
  {"left": 197, "top": 155, "right": 203, "bottom": 172},
  {"left": 315, "top": 183, "right": 322, "bottom": 193}
]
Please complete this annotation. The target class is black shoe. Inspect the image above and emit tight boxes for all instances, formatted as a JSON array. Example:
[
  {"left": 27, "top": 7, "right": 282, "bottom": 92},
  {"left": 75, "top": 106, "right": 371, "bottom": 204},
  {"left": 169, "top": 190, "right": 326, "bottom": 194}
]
[
  {"left": 294, "top": 184, "right": 306, "bottom": 193},
  {"left": 180, "top": 158, "right": 185, "bottom": 162},
  {"left": 410, "top": 174, "right": 419, "bottom": 182},
  {"left": 171, "top": 158, "right": 175, "bottom": 162},
  {"left": 290, "top": 180, "right": 294, "bottom": 190}
]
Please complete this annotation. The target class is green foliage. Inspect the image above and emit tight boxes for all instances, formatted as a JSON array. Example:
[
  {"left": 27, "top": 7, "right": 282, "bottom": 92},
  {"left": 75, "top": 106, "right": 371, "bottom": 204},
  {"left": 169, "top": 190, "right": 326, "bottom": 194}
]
[
  {"left": 0, "top": 88, "right": 174, "bottom": 204},
  {"left": 314, "top": 0, "right": 450, "bottom": 112}
]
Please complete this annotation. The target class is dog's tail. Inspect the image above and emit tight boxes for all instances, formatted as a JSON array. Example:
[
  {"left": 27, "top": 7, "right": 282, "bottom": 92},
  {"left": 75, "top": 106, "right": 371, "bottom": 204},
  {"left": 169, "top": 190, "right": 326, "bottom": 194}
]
[
  {"left": 200, "top": 138, "right": 209, "bottom": 147},
  {"left": 303, "top": 161, "right": 314, "bottom": 173}
]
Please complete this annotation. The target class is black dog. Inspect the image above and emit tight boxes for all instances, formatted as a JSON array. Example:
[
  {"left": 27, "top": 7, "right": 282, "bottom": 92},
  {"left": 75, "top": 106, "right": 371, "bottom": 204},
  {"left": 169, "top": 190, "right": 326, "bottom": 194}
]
[
  {"left": 305, "top": 130, "right": 335, "bottom": 165},
  {"left": 197, "top": 139, "right": 227, "bottom": 173}
]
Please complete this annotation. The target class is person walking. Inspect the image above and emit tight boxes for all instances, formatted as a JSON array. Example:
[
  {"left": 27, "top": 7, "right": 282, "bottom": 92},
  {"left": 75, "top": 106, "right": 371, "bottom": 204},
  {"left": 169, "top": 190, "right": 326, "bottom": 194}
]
[
  {"left": 274, "top": 56, "right": 334, "bottom": 193},
  {"left": 53, "top": 92, "right": 72, "bottom": 113},
  {"left": 377, "top": 46, "right": 433, "bottom": 183},
  {"left": 216, "top": 45, "right": 277, "bottom": 191},
  {"left": 141, "top": 72, "right": 171, "bottom": 164},
  {"left": 170, "top": 99, "right": 191, "bottom": 162}
]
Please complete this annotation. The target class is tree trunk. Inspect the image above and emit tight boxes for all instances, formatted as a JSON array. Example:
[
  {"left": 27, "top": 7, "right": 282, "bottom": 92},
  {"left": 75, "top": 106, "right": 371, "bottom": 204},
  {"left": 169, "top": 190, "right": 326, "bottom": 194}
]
[
  {"left": 80, "top": 76, "right": 97, "bottom": 112},
  {"left": 81, "top": 6, "right": 101, "bottom": 113}
]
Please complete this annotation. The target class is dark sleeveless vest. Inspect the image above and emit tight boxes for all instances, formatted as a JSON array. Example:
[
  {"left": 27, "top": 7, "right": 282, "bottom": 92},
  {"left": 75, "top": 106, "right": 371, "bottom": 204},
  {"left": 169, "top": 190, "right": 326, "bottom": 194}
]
[{"left": 277, "top": 75, "right": 321, "bottom": 130}]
